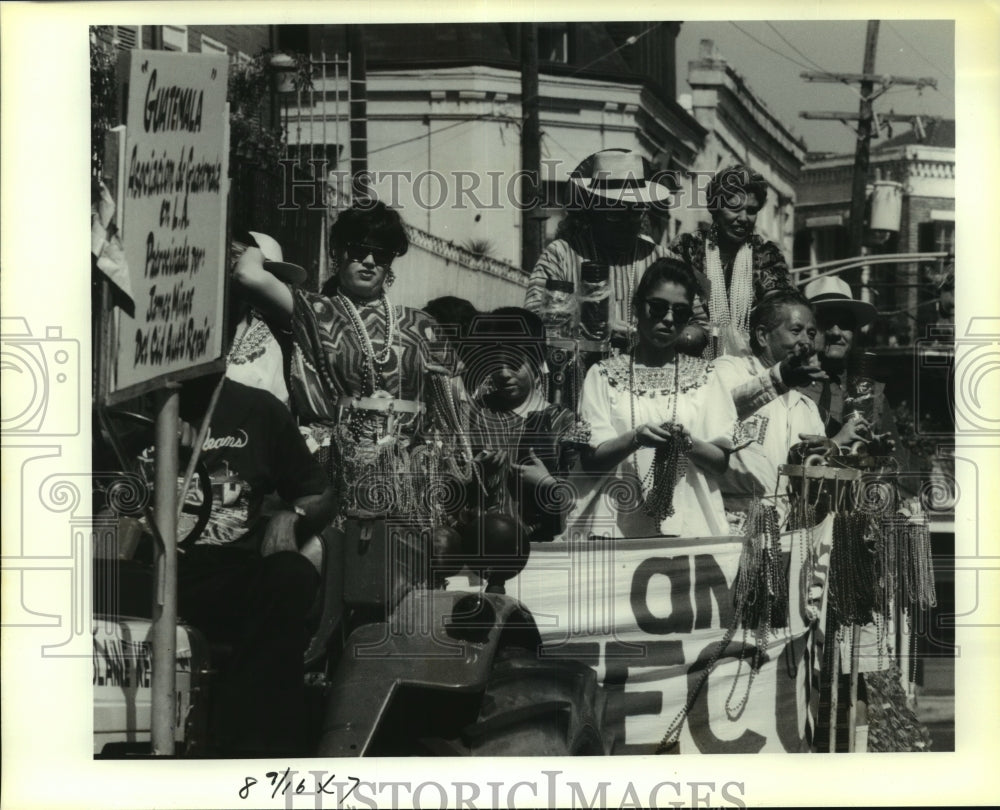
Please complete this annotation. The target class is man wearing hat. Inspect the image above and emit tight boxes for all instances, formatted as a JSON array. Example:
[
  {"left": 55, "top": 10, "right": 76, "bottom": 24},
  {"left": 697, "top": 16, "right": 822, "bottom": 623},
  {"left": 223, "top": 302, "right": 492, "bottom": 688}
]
[
  {"left": 803, "top": 276, "right": 897, "bottom": 452},
  {"left": 226, "top": 232, "right": 306, "bottom": 406},
  {"left": 524, "top": 149, "right": 676, "bottom": 407}
]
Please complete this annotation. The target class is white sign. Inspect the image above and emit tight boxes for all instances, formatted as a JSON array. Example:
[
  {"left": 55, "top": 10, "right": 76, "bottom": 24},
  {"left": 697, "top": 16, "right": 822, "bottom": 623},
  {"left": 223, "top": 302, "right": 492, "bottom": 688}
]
[{"left": 111, "top": 50, "right": 229, "bottom": 400}]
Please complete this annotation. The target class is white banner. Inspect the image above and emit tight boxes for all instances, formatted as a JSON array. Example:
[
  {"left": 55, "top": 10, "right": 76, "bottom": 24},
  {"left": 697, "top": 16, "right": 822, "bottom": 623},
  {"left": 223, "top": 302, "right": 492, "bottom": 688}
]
[{"left": 502, "top": 520, "right": 833, "bottom": 754}]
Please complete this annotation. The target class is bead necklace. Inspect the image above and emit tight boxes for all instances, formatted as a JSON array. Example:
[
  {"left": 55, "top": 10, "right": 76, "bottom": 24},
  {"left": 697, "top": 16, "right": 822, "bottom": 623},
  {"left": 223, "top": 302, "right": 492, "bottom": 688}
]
[
  {"left": 705, "top": 225, "right": 754, "bottom": 357},
  {"left": 338, "top": 292, "right": 398, "bottom": 395},
  {"left": 654, "top": 499, "right": 786, "bottom": 752},
  {"left": 227, "top": 314, "right": 274, "bottom": 366},
  {"left": 628, "top": 354, "right": 689, "bottom": 525}
]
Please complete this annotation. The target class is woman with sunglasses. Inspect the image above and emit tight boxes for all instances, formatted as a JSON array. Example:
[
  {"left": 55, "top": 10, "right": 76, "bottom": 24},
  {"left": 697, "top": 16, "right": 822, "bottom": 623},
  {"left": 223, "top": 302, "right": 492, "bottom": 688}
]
[
  {"left": 670, "top": 164, "right": 796, "bottom": 359},
  {"left": 568, "top": 258, "right": 733, "bottom": 540},
  {"left": 233, "top": 201, "right": 446, "bottom": 520}
]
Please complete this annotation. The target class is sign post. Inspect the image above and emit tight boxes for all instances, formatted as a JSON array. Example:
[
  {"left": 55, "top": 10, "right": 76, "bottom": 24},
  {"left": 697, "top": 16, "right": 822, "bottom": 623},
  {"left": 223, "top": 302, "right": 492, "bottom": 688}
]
[{"left": 109, "top": 49, "right": 230, "bottom": 755}]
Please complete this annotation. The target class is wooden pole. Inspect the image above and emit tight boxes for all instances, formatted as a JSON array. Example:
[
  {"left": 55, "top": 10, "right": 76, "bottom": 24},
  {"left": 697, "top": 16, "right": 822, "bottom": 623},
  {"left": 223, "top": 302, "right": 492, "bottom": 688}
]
[
  {"left": 150, "top": 384, "right": 180, "bottom": 755},
  {"left": 520, "top": 23, "right": 542, "bottom": 272},
  {"left": 847, "top": 625, "right": 861, "bottom": 752},
  {"left": 847, "top": 21, "right": 880, "bottom": 258}
]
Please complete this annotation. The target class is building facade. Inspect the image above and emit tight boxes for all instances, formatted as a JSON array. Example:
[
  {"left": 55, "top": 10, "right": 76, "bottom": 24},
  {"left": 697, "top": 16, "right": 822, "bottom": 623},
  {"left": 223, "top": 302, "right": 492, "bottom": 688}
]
[
  {"left": 794, "top": 119, "right": 954, "bottom": 345},
  {"left": 282, "top": 24, "right": 804, "bottom": 311}
]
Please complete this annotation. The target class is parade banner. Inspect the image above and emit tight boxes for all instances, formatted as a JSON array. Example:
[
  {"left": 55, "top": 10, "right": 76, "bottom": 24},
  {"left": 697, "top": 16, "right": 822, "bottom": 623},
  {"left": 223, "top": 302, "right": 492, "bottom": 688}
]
[
  {"left": 499, "top": 520, "right": 833, "bottom": 754},
  {"left": 109, "top": 50, "right": 229, "bottom": 401}
]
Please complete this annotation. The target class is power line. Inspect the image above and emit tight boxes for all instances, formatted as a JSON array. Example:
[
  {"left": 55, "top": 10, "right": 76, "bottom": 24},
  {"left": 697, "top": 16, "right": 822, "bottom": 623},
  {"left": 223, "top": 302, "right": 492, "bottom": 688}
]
[
  {"left": 368, "top": 116, "right": 491, "bottom": 156},
  {"left": 567, "top": 22, "right": 663, "bottom": 77},
  {"left": 885, "top": 22, "right": 954, "bottom": 84},
  {"left": 764, "top": 21, "right": 831, "bottom": 76},
  {"left": 367, "top": 23, "right": 662, "bottom": 158},
  {"left": 728, "top": 21, "right": 819, "bottom": 74}
]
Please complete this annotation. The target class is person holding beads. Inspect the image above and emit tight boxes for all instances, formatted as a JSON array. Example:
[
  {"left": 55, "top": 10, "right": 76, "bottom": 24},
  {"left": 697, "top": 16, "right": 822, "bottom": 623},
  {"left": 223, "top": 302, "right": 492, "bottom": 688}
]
[{"left": 568, "top": 258, "right": 733, "bottom": 540}]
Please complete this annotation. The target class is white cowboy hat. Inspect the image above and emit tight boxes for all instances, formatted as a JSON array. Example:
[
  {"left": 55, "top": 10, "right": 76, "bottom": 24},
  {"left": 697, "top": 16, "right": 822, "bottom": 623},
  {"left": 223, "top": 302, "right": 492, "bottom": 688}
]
[
  {"left": 804, "top": 275, "right": 878, "bottom": 328},
  {"left": 248, "top": 231, "right": 306, "bottom": 285},
  {"left": 569, "top": 149, "right": 673, "bottom": 206}
]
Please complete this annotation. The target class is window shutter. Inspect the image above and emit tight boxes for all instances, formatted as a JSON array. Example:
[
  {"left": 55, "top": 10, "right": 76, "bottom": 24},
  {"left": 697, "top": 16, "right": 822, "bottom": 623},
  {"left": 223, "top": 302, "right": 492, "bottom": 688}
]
[{"left": 113, "top": 25, "right": 140, "bottom": 51}]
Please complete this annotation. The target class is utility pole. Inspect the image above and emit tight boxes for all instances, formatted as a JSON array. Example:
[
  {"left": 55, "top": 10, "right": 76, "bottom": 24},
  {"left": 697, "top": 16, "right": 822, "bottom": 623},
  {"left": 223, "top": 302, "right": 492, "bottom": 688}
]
[
  {"left": 848, "top": 21, "right": 880, "bottom": 257},
  {"left": 520, "top": 23, "right": 542, "bottom": 271},
  {"left": 798, "top": 22, "right": 937, "bottom": 254}
]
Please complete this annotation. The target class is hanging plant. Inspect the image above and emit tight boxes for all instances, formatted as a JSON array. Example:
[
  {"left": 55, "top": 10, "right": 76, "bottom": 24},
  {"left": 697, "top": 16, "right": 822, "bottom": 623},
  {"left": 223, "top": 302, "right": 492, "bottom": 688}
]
[
  {"left": 89, "top": 37, "right": 317, "bottom": 176},
  {"left": 228, "top": 49, "right": 314, "bottom": 170},
  {"left": 90, "top": 26, "right": 119, "bottom": 181}
]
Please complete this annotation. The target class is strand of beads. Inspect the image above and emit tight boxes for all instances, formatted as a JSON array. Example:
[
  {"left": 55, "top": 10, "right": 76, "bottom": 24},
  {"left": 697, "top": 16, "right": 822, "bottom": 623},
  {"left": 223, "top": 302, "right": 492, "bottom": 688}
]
[
  {"left": 338, "top": 292, "right": 397, "bottom": 394},
  {"left": 642, "top": 430, "right": 690, "bottom": 522}
]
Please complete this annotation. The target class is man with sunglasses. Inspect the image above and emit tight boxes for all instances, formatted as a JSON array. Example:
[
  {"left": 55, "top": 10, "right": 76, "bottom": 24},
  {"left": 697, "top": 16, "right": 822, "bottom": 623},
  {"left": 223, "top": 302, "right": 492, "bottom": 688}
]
[{"left": 803, "top": 276, "right": 903, "bottom": 458}]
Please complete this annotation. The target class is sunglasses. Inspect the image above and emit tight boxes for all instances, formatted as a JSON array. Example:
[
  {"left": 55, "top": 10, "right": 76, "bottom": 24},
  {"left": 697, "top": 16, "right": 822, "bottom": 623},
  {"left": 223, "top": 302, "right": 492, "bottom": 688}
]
[
  {"left": 643, "top": 299, "right": 693, "bottom": 325},
  {"left": 344, "top": 242, "right": 396, "bottom": 267}
]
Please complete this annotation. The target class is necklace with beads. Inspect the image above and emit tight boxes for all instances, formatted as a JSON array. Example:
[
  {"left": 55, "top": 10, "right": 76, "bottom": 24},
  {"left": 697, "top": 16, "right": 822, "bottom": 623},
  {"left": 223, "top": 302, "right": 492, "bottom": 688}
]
[
  {"left": 338, "top": 292, "right": 397, "bottom": 395},
  {"left": 627, "top": 352, "right": 689, "bottom": 524},
  {"left": 227, "top": 312, "right": 274, "bottom": 366},
  {"left": 705, "top": 224, "right": 754, "bottom": 357}
]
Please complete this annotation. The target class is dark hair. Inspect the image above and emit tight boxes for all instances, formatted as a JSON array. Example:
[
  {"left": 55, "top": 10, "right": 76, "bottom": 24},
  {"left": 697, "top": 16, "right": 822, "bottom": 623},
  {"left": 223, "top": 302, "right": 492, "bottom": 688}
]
[
  {"left": 465, "top": 306, "right": 547, "bottom": 381},
  {"left": 707, "top": 164, "right": 769, "bottom": 214},
  {"left": 423, "top": 296, "right": 479, "bottom": 339},
  {"left": 749, "top": 290, "right": 812, "bottom": 355},
  {"left": 323, "top": 202, "right": 408, "bottom": 295},
  {"left": 632, "top": 257, "right": 703, "bottom": 313}
]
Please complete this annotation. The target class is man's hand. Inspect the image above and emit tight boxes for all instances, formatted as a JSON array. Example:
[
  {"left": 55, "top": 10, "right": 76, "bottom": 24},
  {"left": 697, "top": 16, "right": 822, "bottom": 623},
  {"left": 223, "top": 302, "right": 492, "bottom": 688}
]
[
  {"left": 260, "top": 510, "right": 300, "bottom": 557},
  {"left": 778, "top": 355, "right": 827, "bottom": 388},
  {"left": 832, "top": 412, "right": 872, "bottom": 448},
  {"left": 512, "top": 449, "right": 557, "bottom": 490}
]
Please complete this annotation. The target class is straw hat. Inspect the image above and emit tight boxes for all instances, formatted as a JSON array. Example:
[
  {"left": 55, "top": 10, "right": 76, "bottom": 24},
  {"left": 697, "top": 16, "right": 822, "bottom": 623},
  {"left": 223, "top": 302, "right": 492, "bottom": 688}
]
[
  {"left": 248, "top": 231, "right": 306, "bottom": 285},
  {"left": 569, "top": 149, "right": 673, "bottom": 205},
  {"left": 804, "top": 276, "right": 878, "bottom": 328}
]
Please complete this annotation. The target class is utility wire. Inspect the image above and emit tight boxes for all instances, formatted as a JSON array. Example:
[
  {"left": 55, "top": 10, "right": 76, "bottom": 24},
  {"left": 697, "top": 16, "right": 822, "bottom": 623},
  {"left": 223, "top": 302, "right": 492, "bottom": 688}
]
[
  {"left": 885, "top": 22, "right": 954, "bottom": 84},
  {"left": 884, "top": 22, "right": 955, "bottom": 103},
  {"left": 367, "top": 23, "right": 662, "bottom": 157},
  {"left": 764, "top": 21, "right": 832, "bottom": 76},
  {"left": 728, "top": 21, "right": 819, "bottom": 74},
  {"left": 567, "top": 22, "right": 662, "bottom": 77}
]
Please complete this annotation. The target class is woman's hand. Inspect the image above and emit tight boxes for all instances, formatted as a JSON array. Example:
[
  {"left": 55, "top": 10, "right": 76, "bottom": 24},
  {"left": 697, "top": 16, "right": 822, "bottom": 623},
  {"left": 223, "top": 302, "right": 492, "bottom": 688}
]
[
  {"left": 633, "top": 421, "right": 692, "bottom": 450},
  {"left": 231, "top": 246, "right": 294, "bottom": 325}
]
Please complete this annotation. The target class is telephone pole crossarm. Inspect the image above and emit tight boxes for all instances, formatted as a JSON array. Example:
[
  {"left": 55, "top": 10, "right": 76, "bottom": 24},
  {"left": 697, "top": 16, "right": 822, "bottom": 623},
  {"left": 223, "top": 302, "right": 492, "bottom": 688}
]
[{"left": 799, "top": 71, "right": 937, "bottom": 90}]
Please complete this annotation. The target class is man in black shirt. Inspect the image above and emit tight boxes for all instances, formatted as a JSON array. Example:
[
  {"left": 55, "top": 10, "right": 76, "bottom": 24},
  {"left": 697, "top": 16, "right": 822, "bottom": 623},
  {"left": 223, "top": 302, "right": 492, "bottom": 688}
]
[{"left": 172, "top": 374, "right": 335, "bottom": 756}]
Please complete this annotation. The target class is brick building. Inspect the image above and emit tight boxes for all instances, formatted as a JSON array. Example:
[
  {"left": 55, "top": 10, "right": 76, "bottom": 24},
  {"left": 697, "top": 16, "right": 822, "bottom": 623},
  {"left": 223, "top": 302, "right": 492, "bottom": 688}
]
[{"left": 793, "top": 118, "right": 954, "bottom": 346}]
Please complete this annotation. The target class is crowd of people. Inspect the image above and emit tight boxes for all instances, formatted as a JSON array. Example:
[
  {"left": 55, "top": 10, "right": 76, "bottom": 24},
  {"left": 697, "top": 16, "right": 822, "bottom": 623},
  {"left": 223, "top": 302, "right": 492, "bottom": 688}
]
[{"left": 112, "top": 149, "right": 925, "bottom": 755}]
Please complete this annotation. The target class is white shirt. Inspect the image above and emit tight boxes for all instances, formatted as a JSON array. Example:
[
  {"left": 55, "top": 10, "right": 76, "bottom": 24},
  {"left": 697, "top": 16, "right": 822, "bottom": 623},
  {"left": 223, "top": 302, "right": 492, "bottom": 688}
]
[
  {"left": 710, "top": 353, "right": 825, "bottom": 513},
  {"left": 567, "top": 354, "right": 733, "bottom": 540}
]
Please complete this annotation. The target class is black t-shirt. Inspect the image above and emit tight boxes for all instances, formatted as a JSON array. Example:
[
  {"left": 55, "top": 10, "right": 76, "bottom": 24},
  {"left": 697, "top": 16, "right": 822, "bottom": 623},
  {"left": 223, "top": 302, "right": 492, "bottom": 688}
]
[{"left": 175, "top": 380, "right": 328, "bottom": 547}]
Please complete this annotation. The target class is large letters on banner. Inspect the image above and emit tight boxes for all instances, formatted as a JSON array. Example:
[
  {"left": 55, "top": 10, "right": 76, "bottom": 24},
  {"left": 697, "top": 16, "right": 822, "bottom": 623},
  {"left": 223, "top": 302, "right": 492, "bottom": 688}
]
[
  {"left": 110, "top": 51, "right": 229, "bottom": 400},
  {"left": 495, "top": 521, "right": 833, "bottom": 754}
]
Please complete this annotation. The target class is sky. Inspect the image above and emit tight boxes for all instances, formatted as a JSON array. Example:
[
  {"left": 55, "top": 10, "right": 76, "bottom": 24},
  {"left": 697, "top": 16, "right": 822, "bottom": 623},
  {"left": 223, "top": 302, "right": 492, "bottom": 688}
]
[{"left": 674, "top": 19, "right": 955, "bottom": 155}]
